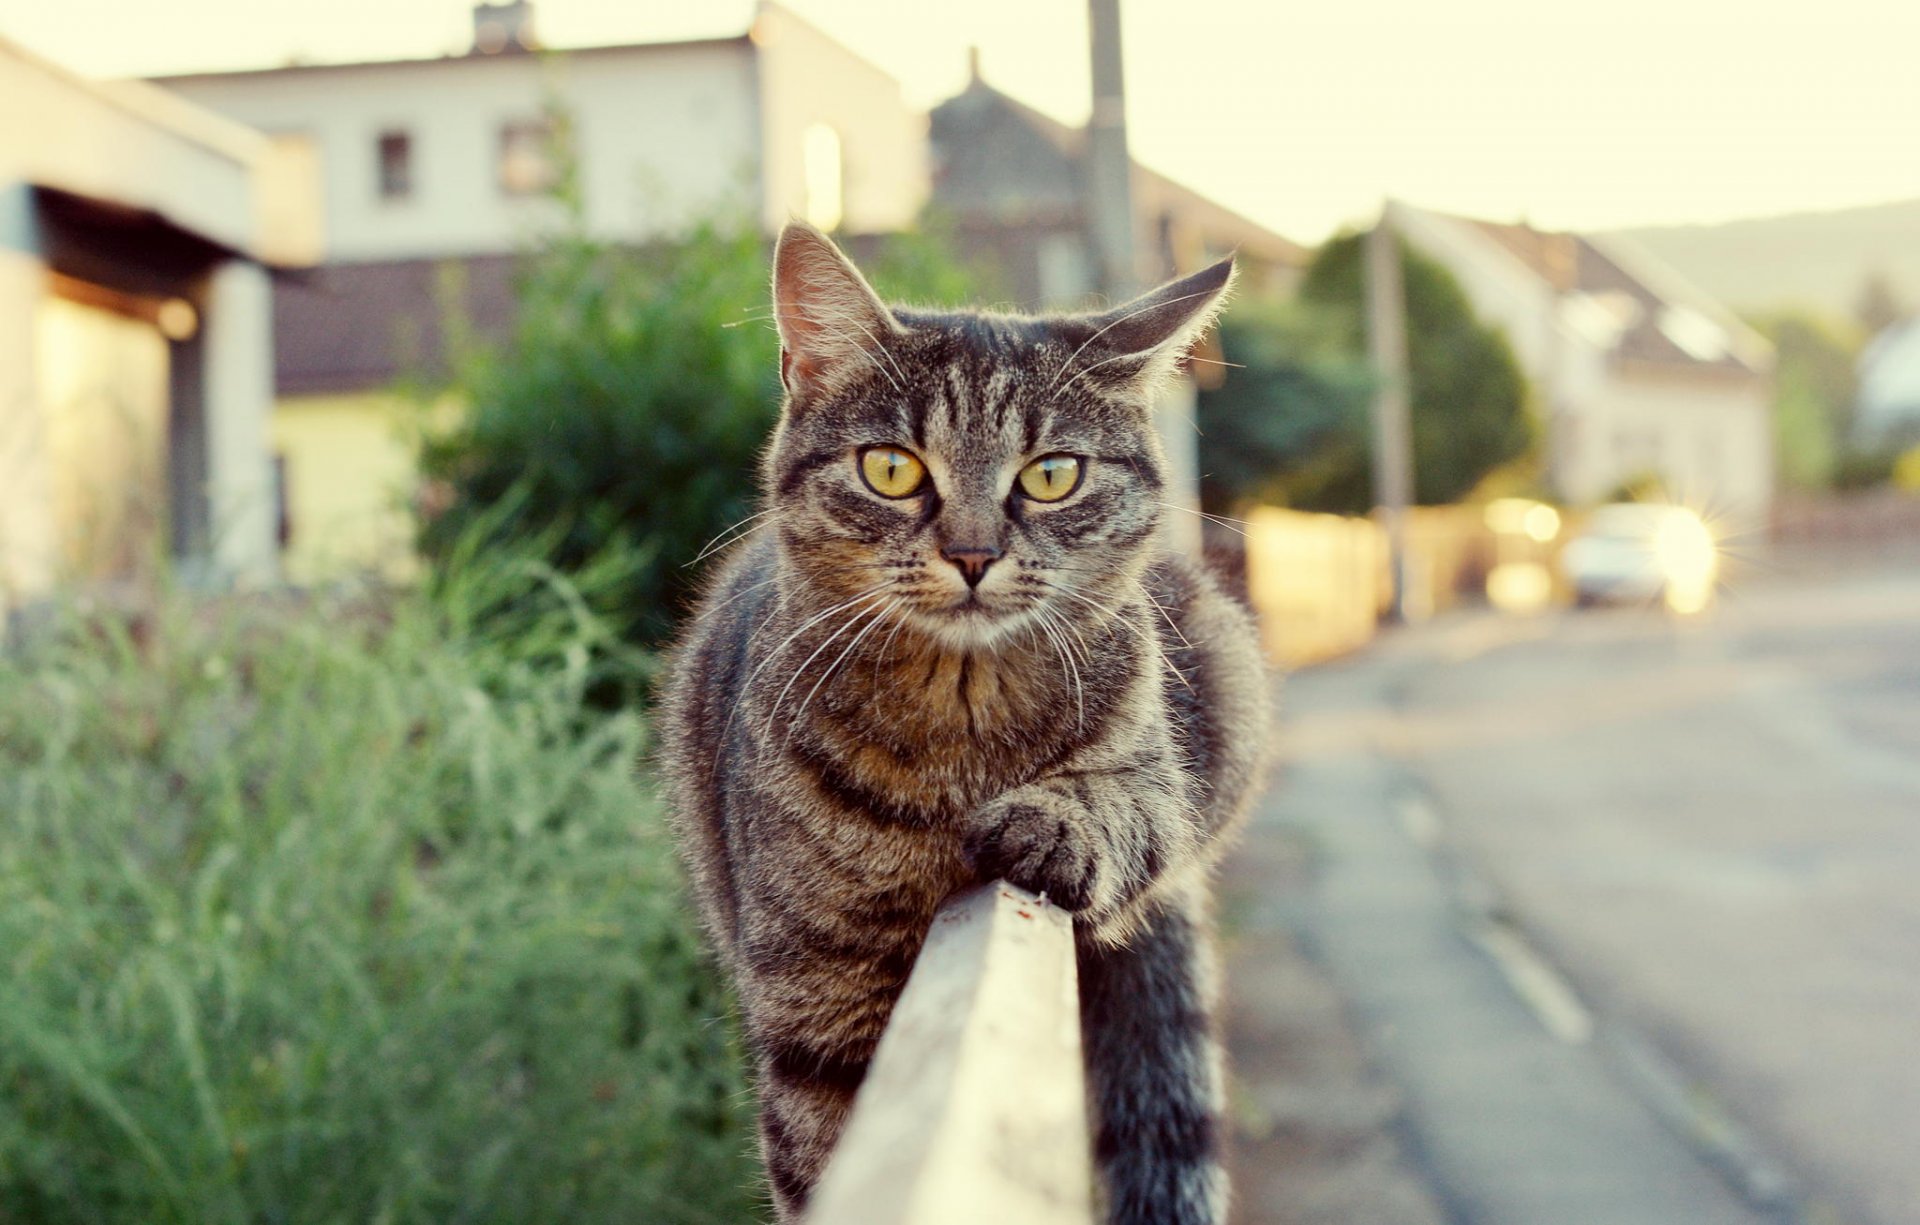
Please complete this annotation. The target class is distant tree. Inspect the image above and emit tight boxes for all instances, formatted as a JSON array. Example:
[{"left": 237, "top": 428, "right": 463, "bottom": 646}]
[
  {"left": 1194, "top": 302, "right": 1375, "bottom": 513},
  {"left": 1748, "top": 310, "right": 1865, "bottom": 490},
  {"left": 1213, "top": 232, "right": 1528, "bottom": 514},
  {"left": 1854, "top": 271, "right": 1905, "bottom": 337}
]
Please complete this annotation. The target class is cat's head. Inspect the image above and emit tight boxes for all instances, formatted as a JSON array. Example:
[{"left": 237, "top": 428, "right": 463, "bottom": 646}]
[{"left": 762, "top": 222, "right": 1233, "bottom": 650}]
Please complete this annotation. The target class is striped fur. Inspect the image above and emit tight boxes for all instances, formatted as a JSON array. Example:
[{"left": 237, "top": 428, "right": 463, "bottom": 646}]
[{"left": 657, "top": 224, "right": 1270, "bottom": 1223}]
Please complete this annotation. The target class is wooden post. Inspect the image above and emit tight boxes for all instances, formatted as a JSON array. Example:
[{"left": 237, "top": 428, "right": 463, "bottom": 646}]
[{"left": 804, "top": 883, "right": 1093, "bottom": 1225}]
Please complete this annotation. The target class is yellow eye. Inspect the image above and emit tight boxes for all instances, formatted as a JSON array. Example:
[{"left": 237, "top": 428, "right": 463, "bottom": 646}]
[
  {"left": 858, "top": 447, "right": 928, "bottom": 498},
  {"left": 1017, "top": 454, "right": 1083, "bottom": 502}
]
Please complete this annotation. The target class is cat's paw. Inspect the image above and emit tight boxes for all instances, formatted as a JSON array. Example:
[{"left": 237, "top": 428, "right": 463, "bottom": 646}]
[{"left": 962, "top": 794, "right": 1103, "bottom": 911}]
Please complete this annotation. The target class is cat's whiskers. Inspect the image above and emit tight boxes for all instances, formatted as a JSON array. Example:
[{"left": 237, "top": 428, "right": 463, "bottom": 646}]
[
  {"left": 1038, "top": 578, "right": 1195, "bottom": 691},
  {"left": 687, "top": 508, "right": 775, "bottom": 566},
  {"left": 762, "top": 592, "right": 894, "bottom": 737},
  {"left": 741, "top": 580, "right": 895, "bottom": 672},
  {"left": 785, "top": 598, "right": 903, "bottom": 742},
  {"left": 1156, "top": 501, "right": 1249, "bottom": 537},
  {"left": 1136, "top": 582, "right": 1197, "bottom": 651},
  {"left": 1031, "top": 604, "right": 1087, "bottom": 730}
]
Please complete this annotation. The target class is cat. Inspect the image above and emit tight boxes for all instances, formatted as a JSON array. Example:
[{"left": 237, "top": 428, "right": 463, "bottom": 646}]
[{"left": 657, "top": 221, "right": 1270, "bottom": 1224}]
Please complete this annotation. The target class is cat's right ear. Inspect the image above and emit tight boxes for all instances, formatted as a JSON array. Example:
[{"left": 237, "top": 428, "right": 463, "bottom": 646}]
[{"left": 771, "top": 221, "right": 900, "bottom": 405}]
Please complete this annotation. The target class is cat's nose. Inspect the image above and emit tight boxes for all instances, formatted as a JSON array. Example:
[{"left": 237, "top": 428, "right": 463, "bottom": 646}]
[{"left": 940, "top": 545, "right": 1003, "bottom": 588}]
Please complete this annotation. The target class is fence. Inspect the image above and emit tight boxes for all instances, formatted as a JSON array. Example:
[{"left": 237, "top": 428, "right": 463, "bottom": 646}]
[{"left": 804, "top": 883, "right": 1093, "bottom": 1225}]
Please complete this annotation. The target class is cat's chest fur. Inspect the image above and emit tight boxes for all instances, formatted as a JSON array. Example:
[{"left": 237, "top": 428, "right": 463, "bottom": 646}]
[{"left": 763, "top": 629, "right": 1135, "bottom": 825}]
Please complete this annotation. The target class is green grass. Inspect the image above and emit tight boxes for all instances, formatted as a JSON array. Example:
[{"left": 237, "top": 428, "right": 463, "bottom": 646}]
[{"left": 0, "top": 580, "right": 757, "bottom": 1223}]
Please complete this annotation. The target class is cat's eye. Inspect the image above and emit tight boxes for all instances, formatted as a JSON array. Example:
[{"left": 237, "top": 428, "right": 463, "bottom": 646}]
[
  {"left": 858, "top": 447, "right": 928, "bottom": 499},
  {"left": 1017, "top": 454, "right": 1084, "bottom": 503}
]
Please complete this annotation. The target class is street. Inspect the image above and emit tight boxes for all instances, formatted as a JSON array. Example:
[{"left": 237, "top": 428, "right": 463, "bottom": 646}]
[{"left": 1225, "top": 555, "right": 1920, "bottom": 1225}]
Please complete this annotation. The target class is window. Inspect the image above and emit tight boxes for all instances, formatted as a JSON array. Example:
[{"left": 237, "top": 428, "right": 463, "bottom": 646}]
[
  {"left": 802, "top": 122, "right": 843, "bottom": 230},
  {"left": 377, "top": 130, "right": 413, "bottom": 200},
  {"left": 498, "top": 119, "right": 558, "bottom": 196}
]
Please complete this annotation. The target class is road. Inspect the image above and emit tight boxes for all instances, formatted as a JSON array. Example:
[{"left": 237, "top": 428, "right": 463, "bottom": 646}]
[
  {"left": 1396, "top": 562, "right": 1920, "bottom": 1225},
  {"left": 1224, "top": 556, "right": 1920, "bottom": 1225}
]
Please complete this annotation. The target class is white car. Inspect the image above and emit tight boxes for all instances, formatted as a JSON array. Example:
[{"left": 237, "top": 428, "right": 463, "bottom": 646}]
[{"left": 1560, "top": 503, "right": 1717, "bottom": 613}]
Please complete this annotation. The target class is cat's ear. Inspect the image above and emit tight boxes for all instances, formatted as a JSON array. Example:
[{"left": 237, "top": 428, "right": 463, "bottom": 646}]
[
  {"left": 771, "top": 221, "right": 900, "bottom": 403},
  {"left": 1075, "top": 256, "right": 1237, "bottom": 388}
]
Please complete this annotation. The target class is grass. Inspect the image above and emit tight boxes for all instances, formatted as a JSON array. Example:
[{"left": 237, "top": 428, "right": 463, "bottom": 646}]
[{"left": 0, "top": 574, "right": 757, "bottom": 1223}]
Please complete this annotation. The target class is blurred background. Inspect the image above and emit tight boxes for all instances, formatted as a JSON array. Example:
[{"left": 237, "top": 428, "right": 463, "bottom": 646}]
[{"left": 0, "top": 1, "right": 1916, "bottom": 1222}]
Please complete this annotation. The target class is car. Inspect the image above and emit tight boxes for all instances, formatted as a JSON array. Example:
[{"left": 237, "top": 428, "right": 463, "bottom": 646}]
[{"left": 1559, "top": 503, "right": 1717, "bottom": 613}]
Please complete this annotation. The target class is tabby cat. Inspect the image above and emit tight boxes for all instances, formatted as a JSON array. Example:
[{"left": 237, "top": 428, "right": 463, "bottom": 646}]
[{"left": 658, "top": 222, "right": 1269, "bottom": 1224}]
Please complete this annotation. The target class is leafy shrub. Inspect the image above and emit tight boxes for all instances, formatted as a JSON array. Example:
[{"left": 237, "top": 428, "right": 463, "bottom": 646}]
[
  {"left": 0, "top": 573, "right": 755, "bottom": 1222},
  {"left": 1195, "top": 301, "right": 1375, "bottom": 513}
]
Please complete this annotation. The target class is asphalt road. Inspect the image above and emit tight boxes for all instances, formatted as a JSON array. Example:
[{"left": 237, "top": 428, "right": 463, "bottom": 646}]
[{"left": 1390, "top": 559, "right": 1920, "bottom": 1225}]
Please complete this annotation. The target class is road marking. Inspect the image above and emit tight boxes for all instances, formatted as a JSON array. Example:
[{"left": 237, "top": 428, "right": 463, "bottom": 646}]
[{"left": 1469, "top": 919, "right": 1596, "bottom": 1046}]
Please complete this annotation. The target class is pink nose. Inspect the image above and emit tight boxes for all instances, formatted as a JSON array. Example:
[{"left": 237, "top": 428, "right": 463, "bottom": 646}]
[{"left": 940, "top": 546, "right": 1002, "bottom": 588}]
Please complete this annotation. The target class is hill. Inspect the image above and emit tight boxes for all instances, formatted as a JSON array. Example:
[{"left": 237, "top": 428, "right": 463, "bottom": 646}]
[{"left": 1609, "top": 198, "right": 1920, "bottom": 319}]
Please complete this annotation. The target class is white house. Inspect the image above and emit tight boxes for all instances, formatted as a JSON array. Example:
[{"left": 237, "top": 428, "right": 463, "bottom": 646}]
[
  {"left": 0, "top": 37, "right": 318, "bottom": 613},
  {"left": 150, "top": 1, "right": 928, "bottom": 578},
  {"left": 1388, "top": 201, "right": 1775, "bottom": 524},
  {"left": 1855, "top": 318, "right": 1920, "bottom": 450}
]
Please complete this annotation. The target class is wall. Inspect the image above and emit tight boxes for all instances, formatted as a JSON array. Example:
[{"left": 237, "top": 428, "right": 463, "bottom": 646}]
[
  {"left": 163, "top": 43, "right": 762, "bottom": 262},
  {"left": 1571, "top": 366, "right": 1774, "bottom": 524},
  {"left": 269, "top": 391, "right": 431, "bottom": 582},
  {"left": 0, "top": 40, "right": 298, "bottom": 602},
  {"left": 752, "top": 4, "right": 927, "bottom": 235},
  {"left": 163, "top": 42, "right": 764, "bottom": 261}
]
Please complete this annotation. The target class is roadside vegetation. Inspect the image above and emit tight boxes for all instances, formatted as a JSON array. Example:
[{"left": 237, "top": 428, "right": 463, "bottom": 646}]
[{"left": 0, "top": 552, "right": 756, "bottom": 1223}]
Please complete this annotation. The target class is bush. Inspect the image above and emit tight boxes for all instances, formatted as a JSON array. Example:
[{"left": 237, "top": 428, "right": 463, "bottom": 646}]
[
  {"left": 418, "top": 217, "right": 986, "bottom": 648},
  {"left": 0, "top": 575, "right": 755, "bottom": 1222},
  {"left": 1195, "top": 301, "right": 1375, "bottom": 513}
]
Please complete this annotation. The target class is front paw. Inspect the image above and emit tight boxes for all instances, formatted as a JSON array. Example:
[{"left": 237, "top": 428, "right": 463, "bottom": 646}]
[{"left": 962, "top": 795, "right": 1102, "bottom": 911}]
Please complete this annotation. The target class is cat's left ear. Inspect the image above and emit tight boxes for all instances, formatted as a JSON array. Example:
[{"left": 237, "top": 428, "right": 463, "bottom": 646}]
[
  {"left": 771, "top": 220, "right": 901, "bottom": 405},
  {"left": 1076, "top": 256, "right": 1237, "bottom": 388}
]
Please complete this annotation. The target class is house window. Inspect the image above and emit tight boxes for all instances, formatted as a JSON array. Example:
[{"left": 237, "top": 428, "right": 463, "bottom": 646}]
[
  {"left": 377, "top": 130, "right": 413, "bottom": 200},
  {"left": 499, "top": 119, "right": 558, "bottom": 196},
  {"left": 802, "top": 122, "right": 843, "bottom": 230}
]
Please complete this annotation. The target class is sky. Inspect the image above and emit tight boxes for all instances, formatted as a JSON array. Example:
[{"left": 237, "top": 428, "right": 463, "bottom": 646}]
[{"left": 5, "top": 0, "right": 1920, "bottom": 243}]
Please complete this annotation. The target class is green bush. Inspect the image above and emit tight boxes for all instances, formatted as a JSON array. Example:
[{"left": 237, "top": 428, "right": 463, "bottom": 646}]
[
  {"left": 418, "top": 218, "right": 986, "bottom": 648},
  {"left": 1195, "top": 301, "right": 1375, "bottom": 513},
  {"left": 0, "top": 577, "right": 755, "bottom": 1222}
]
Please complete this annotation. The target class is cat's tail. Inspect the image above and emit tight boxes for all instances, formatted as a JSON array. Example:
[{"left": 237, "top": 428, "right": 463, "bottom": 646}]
[{"left": 1077, "top": 879, "right": 1229, "bottom": 1225}]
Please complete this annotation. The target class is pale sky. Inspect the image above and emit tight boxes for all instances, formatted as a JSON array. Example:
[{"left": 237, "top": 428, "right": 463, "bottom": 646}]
[{"left": 5, "top": 0, "right": 1919, "bottom": 243}]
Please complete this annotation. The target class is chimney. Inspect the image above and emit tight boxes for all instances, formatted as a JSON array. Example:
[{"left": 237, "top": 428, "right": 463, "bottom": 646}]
[{"left": 473, "top": 1, "right": 537, "bottom": 54}]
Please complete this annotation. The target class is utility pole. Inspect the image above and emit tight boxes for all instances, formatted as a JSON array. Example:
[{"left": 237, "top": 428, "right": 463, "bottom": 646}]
[
  {"left": 1085, "top": 0, "right": 1202, "bottom": 554},
  {"left": 1366, "top": 209, "right": 1415, "bottom": 620}
]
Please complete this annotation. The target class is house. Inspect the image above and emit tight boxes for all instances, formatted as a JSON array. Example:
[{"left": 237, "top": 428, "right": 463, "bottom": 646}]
[
  {"left": 1854, "top": 317, "right": 1920, "bottom": 451},
  {"left": 151, "top": 1, "right": 928, "bottom": 578},
  {"left": 928, "top": 57, "right": 1306, "bottom": 311},
  {"left": 0, "top": 37, "right": 318, "bottom": 616},
  {"left": 1388, "top": 201, "right": 1775, "bottom": 522}
]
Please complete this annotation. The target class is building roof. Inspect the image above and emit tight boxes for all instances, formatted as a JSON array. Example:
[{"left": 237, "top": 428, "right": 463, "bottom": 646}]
[
  {"left": 273, "top": 254, "right": 521, "bottom": 396},
  {"left": 930, "top": 74, "right": 1307, "bottom": 272},
  {"left": 1460, "top": 214, "right": 1768, "bottom": 377}
]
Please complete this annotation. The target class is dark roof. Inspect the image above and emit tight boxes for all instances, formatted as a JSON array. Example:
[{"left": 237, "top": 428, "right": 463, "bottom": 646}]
[
  {"left": 150, "top": 33, "right": 750, "bottom": 86},
  {"left": 1465, "top": 217, "right": 1761, "bottom": 375},
  {"left": 273, "top": 254, "right": 521, "bottom": 396},
  {"left": 930, "top": 76, "right": 1306, "bottom": 271}
]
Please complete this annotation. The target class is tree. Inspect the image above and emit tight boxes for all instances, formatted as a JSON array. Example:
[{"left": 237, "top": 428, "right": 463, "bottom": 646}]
[
  {"left": 1748, "top": 310, "right": 1864, "bottom": 490},
  {"left": 1199, "top": 232, "right": 1533, "bottom": 515},
  {"left": 1194, "top": 302, "right": 1374, "bottom": 513},
  {"left": 1854, "top": 271, "right": 1905, "bottom": 338}
]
